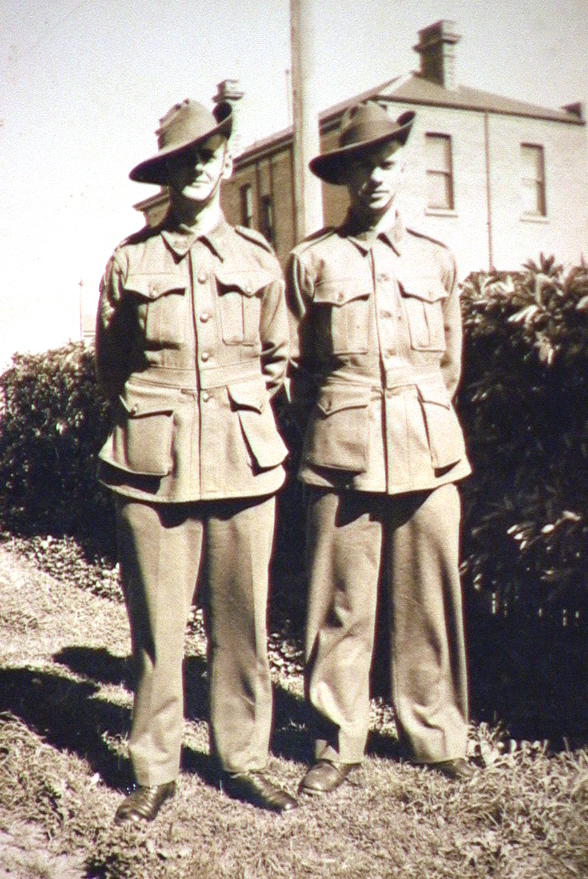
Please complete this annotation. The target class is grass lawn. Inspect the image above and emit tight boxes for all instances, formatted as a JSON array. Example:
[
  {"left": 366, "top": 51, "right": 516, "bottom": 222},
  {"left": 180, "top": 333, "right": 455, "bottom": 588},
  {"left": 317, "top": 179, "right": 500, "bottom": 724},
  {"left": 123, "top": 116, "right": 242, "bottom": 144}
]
[{"left": 0, "top": 535, "right": 587, "bottom": 878}]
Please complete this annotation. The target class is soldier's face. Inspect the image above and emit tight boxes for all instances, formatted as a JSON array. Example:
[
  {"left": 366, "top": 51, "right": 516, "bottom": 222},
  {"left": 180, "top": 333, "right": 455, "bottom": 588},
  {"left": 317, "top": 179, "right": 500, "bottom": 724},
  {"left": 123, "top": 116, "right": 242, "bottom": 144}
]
[
  {"left": 346, "top": 142, "right": 406, "bottom": 217},
  {"left": 167, "top": 137, "right": 232, "bottom": 206}
]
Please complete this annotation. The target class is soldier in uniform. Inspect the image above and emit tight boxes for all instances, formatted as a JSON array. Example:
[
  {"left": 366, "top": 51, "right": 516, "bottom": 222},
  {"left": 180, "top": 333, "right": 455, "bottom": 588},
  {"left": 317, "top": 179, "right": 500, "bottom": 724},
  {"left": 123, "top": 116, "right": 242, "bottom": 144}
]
[
  {"left": 96, "top": 99, "right": 297, "bottom": 821},
  {"left": 286, "top": 101, "right": 474, "bottom": 796}
]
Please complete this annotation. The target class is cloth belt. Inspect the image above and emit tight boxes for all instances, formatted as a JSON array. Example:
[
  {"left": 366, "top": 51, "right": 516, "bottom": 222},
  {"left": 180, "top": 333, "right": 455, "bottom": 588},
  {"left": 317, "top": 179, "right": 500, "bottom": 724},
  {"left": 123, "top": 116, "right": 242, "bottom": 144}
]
[
  {"left": 129, "top": 361, "right": 263, "bottom": 390},
  {"left": 319, "top": 367, "right": 440, "bottom": 395}
]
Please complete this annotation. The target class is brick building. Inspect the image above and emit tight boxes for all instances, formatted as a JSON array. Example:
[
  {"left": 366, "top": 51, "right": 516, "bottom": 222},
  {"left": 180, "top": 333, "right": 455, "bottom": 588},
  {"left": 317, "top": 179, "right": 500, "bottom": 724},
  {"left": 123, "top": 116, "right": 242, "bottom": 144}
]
[{"left": 136, "top": 21, "right": 588, "bottom": 276}]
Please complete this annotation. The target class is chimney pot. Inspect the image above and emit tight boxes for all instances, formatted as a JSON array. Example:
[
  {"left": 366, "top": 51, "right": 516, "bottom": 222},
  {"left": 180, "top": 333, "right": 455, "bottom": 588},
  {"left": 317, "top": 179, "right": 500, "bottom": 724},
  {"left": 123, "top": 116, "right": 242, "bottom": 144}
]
[
  {"left": 414, "top": 20, "right": 461, "bottom": 90},
  {"left": 213, "top": 79, "right": 244, "bottom": 155}
]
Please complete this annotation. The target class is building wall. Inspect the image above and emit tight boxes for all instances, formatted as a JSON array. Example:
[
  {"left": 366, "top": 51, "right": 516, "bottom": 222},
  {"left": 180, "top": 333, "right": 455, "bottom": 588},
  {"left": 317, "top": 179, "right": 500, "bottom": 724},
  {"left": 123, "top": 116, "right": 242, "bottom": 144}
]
[
  {"left": 221, "top": 144, "right": 296, "bottom": 267},
  {"left": 223, "top": 105, "right": 588, "bottom": 278},
  {"left": 486, "top": 113, "right": 588, "bottom": 271}
]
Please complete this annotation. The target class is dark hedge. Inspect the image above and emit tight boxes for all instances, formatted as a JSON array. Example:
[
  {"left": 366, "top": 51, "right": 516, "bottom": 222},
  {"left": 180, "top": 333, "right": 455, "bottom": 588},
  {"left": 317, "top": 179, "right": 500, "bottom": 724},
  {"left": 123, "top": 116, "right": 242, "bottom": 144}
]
[
  {"left": 455, "top": 255, "right": 588, "bottom": 736},
  {"left": 0, "top": 343, "right": 115, "bottom": 553},
  {"left": 458, "top": 255, "right": 588, "bottom": 624}
]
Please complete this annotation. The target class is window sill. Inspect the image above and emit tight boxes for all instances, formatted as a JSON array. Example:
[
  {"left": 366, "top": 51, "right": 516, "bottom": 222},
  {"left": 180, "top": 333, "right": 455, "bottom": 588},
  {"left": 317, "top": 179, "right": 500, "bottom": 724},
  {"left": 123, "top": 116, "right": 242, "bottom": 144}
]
[
  {"left": 425, "top": 208, "right": 458, "bottom": 218},
  {"left": 520, "top": 213, "right": 549, "bottom": 224}
]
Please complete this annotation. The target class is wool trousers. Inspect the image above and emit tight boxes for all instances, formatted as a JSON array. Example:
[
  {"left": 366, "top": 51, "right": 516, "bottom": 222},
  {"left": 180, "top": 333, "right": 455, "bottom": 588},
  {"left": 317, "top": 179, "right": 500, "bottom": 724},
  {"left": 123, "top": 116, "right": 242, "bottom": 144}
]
[
  {"left": 304, "top": 483, "right": 468, "bottom": 765},
  {"left": 116, "top": 494, "right": 276, "bottom": 786}
]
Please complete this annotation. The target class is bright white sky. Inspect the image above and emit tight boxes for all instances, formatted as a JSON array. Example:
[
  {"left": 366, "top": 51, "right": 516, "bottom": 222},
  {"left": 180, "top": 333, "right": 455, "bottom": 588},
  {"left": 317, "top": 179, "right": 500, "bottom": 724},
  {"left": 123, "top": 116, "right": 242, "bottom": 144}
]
[{"left": 1, "top": 0, "right": 587, "bottom": 367}]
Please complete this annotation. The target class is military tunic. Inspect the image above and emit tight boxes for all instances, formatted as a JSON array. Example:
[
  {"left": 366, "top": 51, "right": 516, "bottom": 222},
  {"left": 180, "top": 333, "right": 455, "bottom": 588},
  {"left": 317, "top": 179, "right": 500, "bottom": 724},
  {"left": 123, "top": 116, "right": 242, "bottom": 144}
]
[
  {"left": 286, "top": 213, "right": 471, "bottom": 765},
  {"left": 97, "top": 216, "right": 288, "bottom": 501},
  {"left": 96, "top": 214, "right": 289, "bottom": 784}
]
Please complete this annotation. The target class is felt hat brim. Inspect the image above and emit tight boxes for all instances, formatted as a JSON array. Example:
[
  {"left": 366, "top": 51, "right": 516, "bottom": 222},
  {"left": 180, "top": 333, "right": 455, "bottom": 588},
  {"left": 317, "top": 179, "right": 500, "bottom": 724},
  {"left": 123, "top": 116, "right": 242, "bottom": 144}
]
[
  {"left": 129, "top": 102, "right": 233, "bottom": 185},
  {"left": 309, "top": 110, "right": 415, "bottom": 185}
]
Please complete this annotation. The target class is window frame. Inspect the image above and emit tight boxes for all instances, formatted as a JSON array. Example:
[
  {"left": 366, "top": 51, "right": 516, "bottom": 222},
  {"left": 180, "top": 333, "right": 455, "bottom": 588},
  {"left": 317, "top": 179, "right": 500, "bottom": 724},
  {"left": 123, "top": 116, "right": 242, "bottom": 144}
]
[
  {"left": 425, "top": 132, "right": 455, "bottom": 211},
  {"left": 520, "top": 142, "right": 547, "bottom": 218},
  {"left": 260, "top": 194, "right": 274, "bottom": 245},
  {"left": 239, "top": 183, "right": 253, "bottom": 228}
]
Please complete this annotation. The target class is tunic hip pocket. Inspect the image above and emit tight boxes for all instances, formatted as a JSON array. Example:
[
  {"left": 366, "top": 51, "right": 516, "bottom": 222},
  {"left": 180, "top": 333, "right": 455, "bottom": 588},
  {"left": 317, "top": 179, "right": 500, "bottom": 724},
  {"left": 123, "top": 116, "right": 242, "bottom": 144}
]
[
  {"left": 100, "top": 380, "right": 175, "bottom": 476},
  {"left": 228, "top": 378, "right": 288, "bottom": 470},
  {"left": 417, "top": 380, "right": 466, "bottom": 470},
  {"left": 303, "top": 385, "right": 371, "bottom": 472}
]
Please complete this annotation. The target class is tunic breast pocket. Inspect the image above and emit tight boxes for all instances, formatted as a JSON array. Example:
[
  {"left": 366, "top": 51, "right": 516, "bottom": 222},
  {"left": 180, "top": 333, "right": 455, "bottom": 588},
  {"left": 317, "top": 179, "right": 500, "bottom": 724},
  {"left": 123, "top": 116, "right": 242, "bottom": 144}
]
[
  {"left": 215, "top": 267, "right": 272, "bottom": 346},
  {"left": 398, "top": 278, "right": 448, "bottom": 352},
  {"left": 313, "top": 280, "right": 370, "bottom": 355},
  {"left": 124, "top": 273, "right": 188, "bottom": 348}
]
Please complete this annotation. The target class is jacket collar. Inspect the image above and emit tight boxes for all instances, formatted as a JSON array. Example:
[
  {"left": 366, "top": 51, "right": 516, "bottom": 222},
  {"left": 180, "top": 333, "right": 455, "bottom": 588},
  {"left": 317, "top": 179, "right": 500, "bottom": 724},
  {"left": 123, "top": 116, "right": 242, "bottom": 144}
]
[
  {"left": 161, "top": 212, "right": 231, "bottom": 260},
  {"left": 341, "top": 210, "right": 405, "bottom": 255}
]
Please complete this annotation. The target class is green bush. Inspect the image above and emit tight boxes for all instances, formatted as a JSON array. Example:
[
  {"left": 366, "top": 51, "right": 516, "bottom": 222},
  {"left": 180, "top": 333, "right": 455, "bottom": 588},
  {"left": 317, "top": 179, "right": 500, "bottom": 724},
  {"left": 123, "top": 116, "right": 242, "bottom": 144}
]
[
  {"left": 0, "top": 343, "right": 115, "bottom": 551},
  {"left": 458, "top": 255, "right": 588, "bottom": 626},
  {"left": 456, "top": 256, "right": 588, "bottom": 736}
]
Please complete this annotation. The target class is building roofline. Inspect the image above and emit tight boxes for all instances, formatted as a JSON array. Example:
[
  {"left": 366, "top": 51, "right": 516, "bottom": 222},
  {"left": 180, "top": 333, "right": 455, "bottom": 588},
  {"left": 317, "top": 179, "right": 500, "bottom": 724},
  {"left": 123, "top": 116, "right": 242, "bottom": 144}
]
[{"left": 233, "top": 72, "right": 583, "bottom": 168}]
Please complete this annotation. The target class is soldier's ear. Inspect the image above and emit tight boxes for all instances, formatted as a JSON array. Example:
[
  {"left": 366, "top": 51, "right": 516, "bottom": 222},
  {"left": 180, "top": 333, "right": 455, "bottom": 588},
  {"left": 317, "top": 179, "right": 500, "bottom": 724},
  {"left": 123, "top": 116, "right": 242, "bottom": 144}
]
[{"left": 221, "top": 146, "right": 233, "bottom": 181}]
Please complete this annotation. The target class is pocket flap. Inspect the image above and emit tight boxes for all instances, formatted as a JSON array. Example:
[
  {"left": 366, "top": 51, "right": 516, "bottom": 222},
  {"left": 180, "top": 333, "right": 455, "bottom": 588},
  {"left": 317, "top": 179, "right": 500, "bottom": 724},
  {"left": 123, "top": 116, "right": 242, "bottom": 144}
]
[
  {"left": 316, "top": 384, "right": 371, "bottom": 416},
  {"left": 228, "top": 378, "right": 268, "bottom": 413},
  {"left": 124, "top": 273, "right": 187, "bottom": 300},
  {"left": 119, "top": 381, "right": 174, "bottom": 417},
  {"left": 417, "top": 380, "right": 451, "bottom": 408},
  {"left": 313, "top": 279, "right": 369, "bottom": 307},
  {"left": 398, "top": 276, "right": 448, "bottom": 304},
  {"left": 215, "top": 267, "right": 275, "bottom": 296}
]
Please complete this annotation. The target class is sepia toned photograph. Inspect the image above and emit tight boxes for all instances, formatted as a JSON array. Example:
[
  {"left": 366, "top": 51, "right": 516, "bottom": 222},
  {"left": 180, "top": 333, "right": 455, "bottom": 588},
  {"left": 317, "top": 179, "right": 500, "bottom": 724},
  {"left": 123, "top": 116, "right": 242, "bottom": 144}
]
[{"left": 0, "top": 1, "right": 587, "bottom": 876}]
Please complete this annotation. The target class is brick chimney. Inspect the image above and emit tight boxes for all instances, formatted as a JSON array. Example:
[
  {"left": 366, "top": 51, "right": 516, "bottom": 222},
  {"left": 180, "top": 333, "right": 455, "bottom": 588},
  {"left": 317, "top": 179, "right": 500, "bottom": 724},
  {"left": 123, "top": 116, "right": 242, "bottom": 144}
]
[
  {"left": 414, "top": 20, "right": 461, "bottom": 90},
  {"left": 213, "top": 79, "right": 244, "bottom": 155}
]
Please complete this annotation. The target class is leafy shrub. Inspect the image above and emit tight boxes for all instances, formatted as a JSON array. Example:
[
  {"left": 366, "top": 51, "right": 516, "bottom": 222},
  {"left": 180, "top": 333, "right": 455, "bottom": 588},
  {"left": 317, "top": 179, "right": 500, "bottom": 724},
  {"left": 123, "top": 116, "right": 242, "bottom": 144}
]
[
  {"left": 458, "top": 255, "right": 588, "bottom": 625},
  {"left": 0, "top": 343, "right": 115, "bottom": 552},
  {"left": 456, "top": 256, "right": 588, "bottom": 734}
]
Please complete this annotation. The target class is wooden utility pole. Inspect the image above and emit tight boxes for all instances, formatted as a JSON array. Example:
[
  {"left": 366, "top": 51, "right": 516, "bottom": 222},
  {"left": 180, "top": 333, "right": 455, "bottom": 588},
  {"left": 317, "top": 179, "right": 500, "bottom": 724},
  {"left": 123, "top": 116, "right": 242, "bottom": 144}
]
[{"left": 290, "top": 0, "right": 323, "bottom": 241}]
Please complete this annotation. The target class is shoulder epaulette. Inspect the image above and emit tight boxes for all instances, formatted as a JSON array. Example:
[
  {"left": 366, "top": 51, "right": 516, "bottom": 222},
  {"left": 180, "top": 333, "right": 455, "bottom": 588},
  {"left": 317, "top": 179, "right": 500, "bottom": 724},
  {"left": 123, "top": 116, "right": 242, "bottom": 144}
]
[
  {"left": 119, "top": 223, "right": 163, "bottom": 248},
  {"left": 235, "top": 225, "right": 274, "bottom": 253},
  {"left": 405, "top": 226, "right": 451, "bottom": 250},
  {"left": 293, "top": 226, "right": 336, "bottom": 254}
]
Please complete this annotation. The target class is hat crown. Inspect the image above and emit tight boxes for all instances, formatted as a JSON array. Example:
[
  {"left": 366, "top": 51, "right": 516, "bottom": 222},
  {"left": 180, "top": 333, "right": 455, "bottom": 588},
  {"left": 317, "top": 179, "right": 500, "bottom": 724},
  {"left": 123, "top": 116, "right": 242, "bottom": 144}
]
[
  {"left": 339, "top": 101, "right": 401, "bottom": 149},
  {"left": 156, "top": 100, "right": 218, "bottom": 151}
]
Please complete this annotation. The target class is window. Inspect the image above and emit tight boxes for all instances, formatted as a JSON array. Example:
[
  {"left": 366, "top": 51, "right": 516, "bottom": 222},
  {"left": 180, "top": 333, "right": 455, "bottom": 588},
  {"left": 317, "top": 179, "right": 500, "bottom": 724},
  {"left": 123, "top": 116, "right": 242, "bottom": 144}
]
[
  {"left": 425, "top": 133, "right": 454, "bottom": 210},
  {"left": 521, "top": 144, "right": 546, "bottom": 216},
  {"left": 260, "top": 195, "right": 274, "bottom": 244},
  {"left": 240, "top": 184, "right": 253, "bottom": 227}
]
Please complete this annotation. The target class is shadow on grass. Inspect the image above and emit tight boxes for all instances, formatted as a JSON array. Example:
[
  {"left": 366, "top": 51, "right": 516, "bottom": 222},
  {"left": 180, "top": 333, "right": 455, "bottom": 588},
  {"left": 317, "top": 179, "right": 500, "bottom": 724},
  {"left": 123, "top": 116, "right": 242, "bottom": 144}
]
[
  {"left": 0, "top": 664, "right": 134, "bottom": 790},
  {"left": 0, "top": 643, "right": 404, "bottom": 805}
]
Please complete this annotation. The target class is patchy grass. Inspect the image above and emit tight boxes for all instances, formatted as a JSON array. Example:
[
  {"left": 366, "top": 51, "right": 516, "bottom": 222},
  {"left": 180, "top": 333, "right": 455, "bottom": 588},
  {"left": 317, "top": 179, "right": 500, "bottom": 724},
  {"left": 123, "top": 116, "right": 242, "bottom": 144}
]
[{"left": 0, "top": 536, "right": 587, "bottom": 878}]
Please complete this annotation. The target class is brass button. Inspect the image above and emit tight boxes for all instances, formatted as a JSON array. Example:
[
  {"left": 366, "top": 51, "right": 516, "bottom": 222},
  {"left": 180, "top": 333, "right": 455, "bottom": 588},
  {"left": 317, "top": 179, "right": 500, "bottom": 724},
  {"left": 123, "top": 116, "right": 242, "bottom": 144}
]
[
  {"left": 198, "top": 272, "right": 207, "bottom": 284},
  {"left": 200, "top": 312, "right": 210, "bottom": 322},
  {"left": 202, "top": 391, "right": 210, "bottom": 402},
  {"left": 130, "top": 404, "right": 138, "bottom": 415},
  {"left": 201, "top": 352, "right": 210, "bottom": 362}
]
